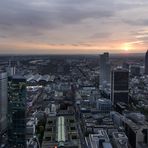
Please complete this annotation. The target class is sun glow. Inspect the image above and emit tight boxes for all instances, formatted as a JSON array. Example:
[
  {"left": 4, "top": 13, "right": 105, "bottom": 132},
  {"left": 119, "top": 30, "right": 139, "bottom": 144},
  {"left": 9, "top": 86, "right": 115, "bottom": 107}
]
[
  {"left": 121, "top": 43, "right": 131, "bottom": 52},
  {"left": 124, "top": 47, "right": 129, "bottom": 51}
]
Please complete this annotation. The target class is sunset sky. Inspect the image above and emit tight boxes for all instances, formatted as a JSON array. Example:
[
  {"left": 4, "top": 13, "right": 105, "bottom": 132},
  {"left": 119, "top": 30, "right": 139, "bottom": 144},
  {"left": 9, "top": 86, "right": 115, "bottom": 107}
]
[{"left": 0, "top": 0, "right": 148, "bottom": 54}]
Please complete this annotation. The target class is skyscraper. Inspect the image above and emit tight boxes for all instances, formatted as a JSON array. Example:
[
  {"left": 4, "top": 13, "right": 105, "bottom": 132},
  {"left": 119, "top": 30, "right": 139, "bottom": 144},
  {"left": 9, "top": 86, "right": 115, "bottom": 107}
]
[
  {"left": 8, "top": 76, "right": 26, "bottom": 148},
  {"left": 111, "top": 68, "right": 129, "bottom": 106},
  {"left": 145, "top": 50, "right": 148, "bottom": 75},
  {"left": 100, "top": 52, "right": 111, "bottom": 87},
  {"left": 0, "top": 72, "right": 7, "bottom": 136},
  {"left": 7, "top": 60, "right": 16, "bottom": 76}
]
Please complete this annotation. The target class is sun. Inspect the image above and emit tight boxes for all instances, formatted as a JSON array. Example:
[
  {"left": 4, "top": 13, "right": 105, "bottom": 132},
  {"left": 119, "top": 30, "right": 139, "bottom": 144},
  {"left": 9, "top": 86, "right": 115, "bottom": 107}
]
[
  {"left": 121, "top": 43, "right": 131, "bottom": 52},
  {"left": 124, "top": 48, "right": 129, "bottom": 51}
]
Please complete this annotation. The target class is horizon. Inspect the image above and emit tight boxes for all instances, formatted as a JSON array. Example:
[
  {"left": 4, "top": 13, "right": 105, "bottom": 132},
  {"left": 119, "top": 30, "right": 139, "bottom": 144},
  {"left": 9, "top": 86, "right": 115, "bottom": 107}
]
[{"left": 0, "top": 52, "right": 146, "bottom": 57}]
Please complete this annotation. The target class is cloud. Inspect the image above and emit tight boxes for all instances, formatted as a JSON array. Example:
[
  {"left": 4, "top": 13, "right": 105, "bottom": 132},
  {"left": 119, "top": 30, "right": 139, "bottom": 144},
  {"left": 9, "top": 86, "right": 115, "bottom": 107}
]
[
  {"left": 0, "top": 0, "right": 114, "bottom": 30},
  {"left": 0, "top": 0, "right": 148, "bottom": 53},
  {"left": 123, "top": 19, "right": 148, "bottom": 26},
  {"left": 125, "top": 41, "right": 144, "bottom": 45},
  {"left": 89, "top": 32, "right": 112, "bottom": 39}
]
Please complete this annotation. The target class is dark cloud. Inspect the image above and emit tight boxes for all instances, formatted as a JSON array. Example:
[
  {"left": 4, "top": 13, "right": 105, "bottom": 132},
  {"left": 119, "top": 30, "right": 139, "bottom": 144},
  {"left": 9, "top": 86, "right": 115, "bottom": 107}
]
[
  {"left": 0, "top": 0, "right": 148, "bottom": 52},
  {"left": 0, "top": 35, "right": 7, "bottom": 39},
  {"left": 0, "top": 0, "right": 114, "bottom": 31}
]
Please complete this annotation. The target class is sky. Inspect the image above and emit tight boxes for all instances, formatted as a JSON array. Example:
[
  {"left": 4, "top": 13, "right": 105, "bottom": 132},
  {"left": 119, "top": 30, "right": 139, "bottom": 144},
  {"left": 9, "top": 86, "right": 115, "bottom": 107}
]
[{"left": 0, "top": 0, "right": 148, "bottom": 54}]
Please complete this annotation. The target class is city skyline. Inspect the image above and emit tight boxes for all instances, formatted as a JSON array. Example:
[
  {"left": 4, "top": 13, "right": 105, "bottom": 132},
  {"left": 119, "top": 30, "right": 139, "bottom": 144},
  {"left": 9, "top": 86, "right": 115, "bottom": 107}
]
[
  {"left": 0, "top": 0, "right": 148, "bottom": 54},
  {"left": 0, "top": 51, "right": 148, "bottom": 147}
]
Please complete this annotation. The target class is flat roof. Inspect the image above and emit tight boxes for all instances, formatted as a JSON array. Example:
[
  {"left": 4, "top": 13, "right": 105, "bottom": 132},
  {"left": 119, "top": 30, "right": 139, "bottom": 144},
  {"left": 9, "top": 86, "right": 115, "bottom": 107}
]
[{"left": 113, "top": 132, "right": 127, "bottom": 139}]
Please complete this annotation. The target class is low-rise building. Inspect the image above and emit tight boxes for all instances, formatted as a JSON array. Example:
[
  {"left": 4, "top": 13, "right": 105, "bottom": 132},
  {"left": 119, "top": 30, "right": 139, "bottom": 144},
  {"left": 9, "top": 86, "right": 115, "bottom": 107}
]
[
  {"left": 112, "top": 132, "right": 128, "bottom": 148},
  {"left": 87, "top": 129, "right": 112, "bottom": 148}
]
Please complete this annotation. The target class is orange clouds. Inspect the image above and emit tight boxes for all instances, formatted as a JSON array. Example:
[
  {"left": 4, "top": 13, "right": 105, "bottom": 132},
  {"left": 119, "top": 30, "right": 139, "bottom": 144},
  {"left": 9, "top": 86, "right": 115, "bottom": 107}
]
[{"left": 0, "top": 39, "right": 146, "bottom": 54}]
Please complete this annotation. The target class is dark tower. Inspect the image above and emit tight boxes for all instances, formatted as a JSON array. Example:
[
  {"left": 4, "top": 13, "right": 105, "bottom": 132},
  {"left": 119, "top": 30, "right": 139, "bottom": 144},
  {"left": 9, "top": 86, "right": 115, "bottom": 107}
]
[
  {"left": 0, "top": 72, "right": 7, "bottom": 140},
  {"left": 145, "top": 50, "right": 148, "bottom": 75},
  {"left": 111, "top": 68, "right": 129, "bottom": 106},
  {"left": 8, "top": 76, "right": 26, "bottom": 148}
]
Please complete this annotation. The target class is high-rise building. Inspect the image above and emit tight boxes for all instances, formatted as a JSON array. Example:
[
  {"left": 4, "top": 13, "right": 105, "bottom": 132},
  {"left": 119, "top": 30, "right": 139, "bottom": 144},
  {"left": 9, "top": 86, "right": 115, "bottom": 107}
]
[
  {"left": 7, "top": 67, "right": 16, "bottom": 76},
  {"left": 0, "top": 72, "right": 8, "bottom": 136},
  {"left": 8, "top": 76, "right": 27, "bottom": 148},
  {"left": 145, "top": 50, "right": 148, "bottom": 75},
  {"left": 6, "top": 60, "right": 16, "bottom": 76},
  {"left": 100, "top": 52, "right": 111, "bottom": 87},
  {"left": 111, "top": 68, "right": 129, "bottom": 106}
]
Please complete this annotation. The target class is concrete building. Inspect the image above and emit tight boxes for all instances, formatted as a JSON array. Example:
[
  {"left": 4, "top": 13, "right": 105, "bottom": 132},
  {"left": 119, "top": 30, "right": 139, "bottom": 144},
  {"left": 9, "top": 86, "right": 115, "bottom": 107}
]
[
  {"left": 88, "top": 129, "right": 112, "bottom": 148},
  {"left": 110, "top": 111, "right": 148, "bottom": 148},
  {"left": 112, "top": 132, "right": 128, "bottom": 148},
  {"left": 123, "top": 118, "right": 148, "bottom": 148},
  {"left": 27, "top": 135, "right": 40, "bottom": 148},
  {"left": 125, "top": 112, "right": 145, "bottom": 124},
  {"left": 26, "top": 118, "right": 40, "bottom": 148},
  {"left": 26, "top": 118, "right": 36, "bottom": 141},
  {"left": 110, "top": 111, "right": 125, "bottom": 128},
  {"left": 111, "top": 68, "right": 129, "bottom": 106},
  {"left": 96, "top": 99, "right": 112, "bottom": 113},
  {"left": 0, "top": 72, "right": 8, "bottom": 137}
]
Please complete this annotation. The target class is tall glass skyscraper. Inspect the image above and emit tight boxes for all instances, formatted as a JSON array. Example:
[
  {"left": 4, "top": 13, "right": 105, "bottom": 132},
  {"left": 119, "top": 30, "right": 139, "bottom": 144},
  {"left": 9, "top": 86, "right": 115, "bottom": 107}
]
[
  {"left": 8, "top": 76, "right": 26, "bottom": 148},
  {"left": 100, "top": 52, "right": 111, "bottom": 87},
  {"left": 145, "top": 50, "right": 148, "bottom": 75},
  {"left": 111, "top": 68, "right": 129, "bottom": 106},
  {"left": 0, "top": 72, "right": 7, "bottom": 137}
]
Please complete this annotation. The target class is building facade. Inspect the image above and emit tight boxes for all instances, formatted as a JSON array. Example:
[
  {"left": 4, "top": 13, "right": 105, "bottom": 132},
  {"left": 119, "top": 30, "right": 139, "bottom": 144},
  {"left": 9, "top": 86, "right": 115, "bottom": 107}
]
[
  {"left": 88, "top": 129, "right": 112, "bottom": 148},
  {"left": 100, "top": 52, "right": 111, "bottom": 87},
  {"left": 145, "top": 50, "right": 148, "bottom": 75},
  {"left": 111, "top": 68, "right": 129, "bottom": 106},
  {"left": 8, "top": 76, "right": 27, "bottom": 148},
  {"left": 96, "top": 99, "right": 112, "bottom": 113},
  {"left": 0, "top": 72, "right": 8, "bottom": 136},
  {"left": 112, "top": 132, "right": 128, "bottom": 148}
]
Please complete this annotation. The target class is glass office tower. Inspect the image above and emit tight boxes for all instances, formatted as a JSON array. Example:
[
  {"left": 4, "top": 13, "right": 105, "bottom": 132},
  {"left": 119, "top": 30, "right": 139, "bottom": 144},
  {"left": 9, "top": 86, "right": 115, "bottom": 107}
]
[
  {"left": 111, "top": 68, "right": 129, "bottom": 106},
  {"left": 145, "top": 50, "right": 148, "bottom": 75},
  {"left": 100, "top": 52, "right": 111, "bottom": 87},
  {"left": 0, "top": 72, "right": 7, "bottom": 137},
  {"left": 8, "top": 76, "right": 26, "bottom": 148}
]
